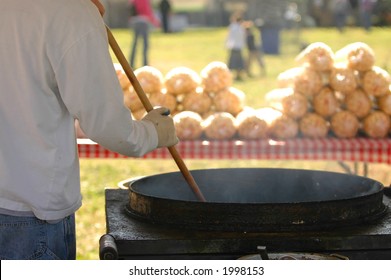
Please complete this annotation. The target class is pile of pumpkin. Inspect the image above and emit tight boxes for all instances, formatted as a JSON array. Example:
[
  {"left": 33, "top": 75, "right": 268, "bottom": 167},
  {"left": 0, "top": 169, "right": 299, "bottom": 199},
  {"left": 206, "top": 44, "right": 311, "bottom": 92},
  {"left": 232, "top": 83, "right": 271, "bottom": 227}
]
[{"left": 116, "top": 42, "right": 391, "bottom": 140}]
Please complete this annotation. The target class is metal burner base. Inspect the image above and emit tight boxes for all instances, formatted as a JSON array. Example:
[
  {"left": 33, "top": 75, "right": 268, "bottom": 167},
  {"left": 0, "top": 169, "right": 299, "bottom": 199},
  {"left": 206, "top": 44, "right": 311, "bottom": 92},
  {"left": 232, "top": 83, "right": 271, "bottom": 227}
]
[{"left": 102, "top": 189, "right": 391, "bottom": 260}]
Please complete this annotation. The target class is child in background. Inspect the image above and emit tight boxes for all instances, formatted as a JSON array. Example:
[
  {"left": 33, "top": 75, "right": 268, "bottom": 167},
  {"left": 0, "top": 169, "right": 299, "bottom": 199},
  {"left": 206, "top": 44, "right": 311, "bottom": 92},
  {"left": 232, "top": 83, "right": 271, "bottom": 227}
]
[
  {"left": 244, "top": 21, "right": 266, "bottom": 77},
  {"left": 225, "top": 12, "right": 246, "bottom": 81}
]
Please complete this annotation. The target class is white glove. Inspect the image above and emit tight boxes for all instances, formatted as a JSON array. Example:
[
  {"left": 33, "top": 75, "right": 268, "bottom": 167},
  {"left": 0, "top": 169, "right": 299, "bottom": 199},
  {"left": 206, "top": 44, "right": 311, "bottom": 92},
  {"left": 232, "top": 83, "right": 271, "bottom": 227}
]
[{"left": 142, "top": 107, "right": 179, "bottom": 148}]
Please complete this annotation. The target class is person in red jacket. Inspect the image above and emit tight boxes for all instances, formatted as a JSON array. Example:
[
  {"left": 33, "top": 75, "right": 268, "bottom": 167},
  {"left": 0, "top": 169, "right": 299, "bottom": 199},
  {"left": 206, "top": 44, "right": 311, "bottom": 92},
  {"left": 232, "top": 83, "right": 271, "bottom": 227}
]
[{"left": 128, "top": 0, "right": 161, "bottom": 68}]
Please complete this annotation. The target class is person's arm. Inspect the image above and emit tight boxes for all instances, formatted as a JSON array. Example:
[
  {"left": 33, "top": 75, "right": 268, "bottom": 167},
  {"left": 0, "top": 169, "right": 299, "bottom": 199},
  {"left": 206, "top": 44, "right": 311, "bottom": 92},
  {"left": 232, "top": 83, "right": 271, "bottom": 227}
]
[{"left": 55, "top": 4, "right": 175, "bottom": 156}]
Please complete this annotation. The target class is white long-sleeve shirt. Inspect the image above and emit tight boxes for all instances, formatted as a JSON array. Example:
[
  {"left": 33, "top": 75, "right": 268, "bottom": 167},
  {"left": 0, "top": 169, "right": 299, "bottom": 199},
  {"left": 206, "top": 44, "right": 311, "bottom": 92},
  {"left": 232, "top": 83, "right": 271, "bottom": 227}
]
[{"left": 0, "top": 0, "right": 158, "bottom": 221}]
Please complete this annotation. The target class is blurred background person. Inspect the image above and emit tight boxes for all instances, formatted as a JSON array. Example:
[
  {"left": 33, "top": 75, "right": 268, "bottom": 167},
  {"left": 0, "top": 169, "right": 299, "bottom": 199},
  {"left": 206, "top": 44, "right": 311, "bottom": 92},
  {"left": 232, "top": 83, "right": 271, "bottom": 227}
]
[
  {"left": 359, "top": 0, "right": 377, "bottom": 31},
  {"left": 159, "top": 0, "right": 172, "bottom": 33},
  {"left": 349, "top": 0, "right": 360, "bottom": 26},
  {"left": 331, "top": 0, "right": 351, "bottom": 32},
  {"left": 244, "top": 21, "right": 266, "bottom": 77},
  {"left": 128, "top": 0, "right": 160, "bottom": 68},
  {"left": 225, "top": 12, "right": 246, "bottom": 81}
]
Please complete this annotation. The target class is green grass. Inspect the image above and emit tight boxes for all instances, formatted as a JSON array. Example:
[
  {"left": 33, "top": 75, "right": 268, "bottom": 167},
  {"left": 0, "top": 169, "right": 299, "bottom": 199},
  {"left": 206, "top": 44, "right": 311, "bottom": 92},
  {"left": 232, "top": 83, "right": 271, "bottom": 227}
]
[{"left": 76, "top": 27, "right": 391, "bottom": 260}]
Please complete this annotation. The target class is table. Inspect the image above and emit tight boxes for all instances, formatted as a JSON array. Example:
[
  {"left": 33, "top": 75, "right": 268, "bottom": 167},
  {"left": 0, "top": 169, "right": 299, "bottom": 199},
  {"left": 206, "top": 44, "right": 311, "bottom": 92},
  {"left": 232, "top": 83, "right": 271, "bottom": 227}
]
[{"left": 77, "top": 138, "right": 391, "bottom": 163}]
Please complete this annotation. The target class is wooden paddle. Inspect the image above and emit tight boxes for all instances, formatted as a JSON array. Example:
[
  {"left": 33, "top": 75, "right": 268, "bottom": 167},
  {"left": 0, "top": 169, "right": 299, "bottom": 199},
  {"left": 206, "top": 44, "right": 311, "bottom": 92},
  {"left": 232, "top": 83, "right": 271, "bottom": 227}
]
[{"left": 106, "top": 26, "right": 206, "bottom": 202}]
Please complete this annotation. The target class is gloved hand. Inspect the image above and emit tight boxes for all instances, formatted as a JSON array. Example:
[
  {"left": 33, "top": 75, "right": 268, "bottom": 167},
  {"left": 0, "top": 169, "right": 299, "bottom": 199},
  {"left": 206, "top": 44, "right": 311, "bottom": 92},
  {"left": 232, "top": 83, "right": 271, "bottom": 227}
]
[{"left": 142, "top": 107, "right": 179, "bottom": 148}]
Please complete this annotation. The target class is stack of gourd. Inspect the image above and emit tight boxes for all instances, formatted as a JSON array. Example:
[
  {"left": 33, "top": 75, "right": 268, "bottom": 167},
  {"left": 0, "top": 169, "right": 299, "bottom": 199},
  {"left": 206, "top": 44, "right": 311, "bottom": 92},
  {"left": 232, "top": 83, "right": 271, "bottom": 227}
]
[
  {"left": 266, "top": 42, "right": 391, "bottom": 139},
  {"left": 116, "top": 61, "right": 253, "bottom": 140},
  {"left": 115, "top": 42, "right": 391, "bottom": 141}
]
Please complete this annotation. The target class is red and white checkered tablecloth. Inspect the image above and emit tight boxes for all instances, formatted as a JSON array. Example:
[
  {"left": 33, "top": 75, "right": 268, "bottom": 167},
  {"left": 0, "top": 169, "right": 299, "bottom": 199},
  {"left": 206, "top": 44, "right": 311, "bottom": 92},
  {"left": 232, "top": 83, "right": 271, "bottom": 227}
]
[{"left": 77, "top": 138, "right": 391, "bottom": 163}]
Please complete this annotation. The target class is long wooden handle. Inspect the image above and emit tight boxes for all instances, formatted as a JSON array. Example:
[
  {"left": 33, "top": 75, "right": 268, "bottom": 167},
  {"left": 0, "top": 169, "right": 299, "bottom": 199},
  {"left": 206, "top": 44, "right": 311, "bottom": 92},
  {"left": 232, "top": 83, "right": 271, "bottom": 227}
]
[{"left": 106, "top": 26, "right": 206, "bottom": 202}]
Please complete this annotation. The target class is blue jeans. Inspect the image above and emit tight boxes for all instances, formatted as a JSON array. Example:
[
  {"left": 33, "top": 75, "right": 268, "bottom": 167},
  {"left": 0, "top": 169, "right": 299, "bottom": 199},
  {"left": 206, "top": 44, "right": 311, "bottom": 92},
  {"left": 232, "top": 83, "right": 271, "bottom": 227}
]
[
  {"left": 0, "top": 214, "right": 76, "bottom": 260},
  {"left": 129, "top": 20, "right": 150, "bottom": 68}
]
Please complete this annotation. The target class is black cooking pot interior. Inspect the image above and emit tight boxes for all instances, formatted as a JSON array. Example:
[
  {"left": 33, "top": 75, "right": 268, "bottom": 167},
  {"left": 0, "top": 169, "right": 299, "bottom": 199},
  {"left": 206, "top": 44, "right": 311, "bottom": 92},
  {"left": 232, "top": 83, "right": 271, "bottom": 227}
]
[{"left": 129, "top": 168, "right": 383, "bottom": 203}]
